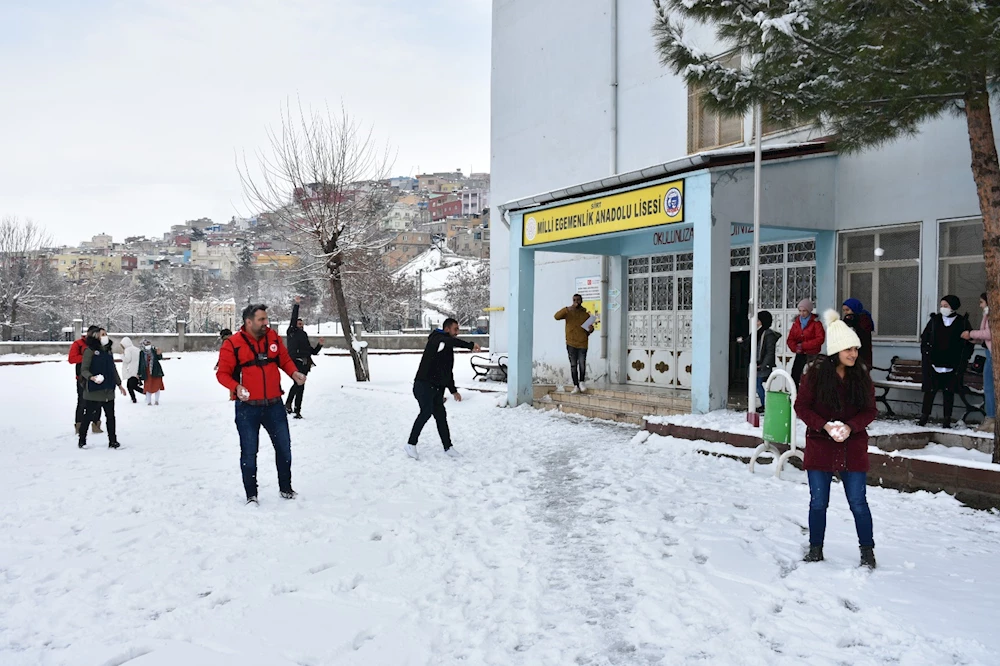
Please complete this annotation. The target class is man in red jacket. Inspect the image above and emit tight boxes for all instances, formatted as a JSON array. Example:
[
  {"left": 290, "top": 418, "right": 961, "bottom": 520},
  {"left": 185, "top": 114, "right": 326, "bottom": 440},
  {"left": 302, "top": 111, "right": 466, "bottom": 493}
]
[
  {"left": 69, "top": 325, "right": 103, "bottom": 434},
  {"left": 216, "top": 303, "right": 306, "bottom": 505},
  {"left": 787, "top": 299, "right": 826, "bottom": 386}
]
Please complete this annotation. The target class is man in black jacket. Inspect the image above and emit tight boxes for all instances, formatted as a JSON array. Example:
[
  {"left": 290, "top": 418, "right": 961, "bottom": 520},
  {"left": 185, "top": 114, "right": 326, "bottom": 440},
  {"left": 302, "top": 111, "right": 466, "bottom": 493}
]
[
  {"left": 285, "top": 297, "right": 324, "bottom": 419},
  {"left": 406, "top": 318, "right": 481, "bottom": 460}
]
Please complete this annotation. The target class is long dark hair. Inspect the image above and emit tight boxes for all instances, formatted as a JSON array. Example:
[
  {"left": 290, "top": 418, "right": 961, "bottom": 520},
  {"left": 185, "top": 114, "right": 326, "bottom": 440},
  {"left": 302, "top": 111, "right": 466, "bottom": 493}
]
[{"left": 810, "top": 353, "right": 873, "bottom": 412}]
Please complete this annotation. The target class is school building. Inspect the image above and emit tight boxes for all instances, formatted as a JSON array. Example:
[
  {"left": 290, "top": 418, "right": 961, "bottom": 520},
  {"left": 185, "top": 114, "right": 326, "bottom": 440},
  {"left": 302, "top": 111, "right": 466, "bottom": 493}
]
[{"left": 488, "top": 1, "right": 997, "bottom": 414}]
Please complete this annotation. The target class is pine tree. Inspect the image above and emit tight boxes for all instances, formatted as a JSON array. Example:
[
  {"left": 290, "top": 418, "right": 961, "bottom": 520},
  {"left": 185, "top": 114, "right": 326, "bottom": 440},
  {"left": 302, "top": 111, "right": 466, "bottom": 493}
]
[
  {"left": 234, "top": 242, "right": 258, "bottom": 305},
  {"left": 652, "top": 0, "right": 1000, "bottom": 460}
]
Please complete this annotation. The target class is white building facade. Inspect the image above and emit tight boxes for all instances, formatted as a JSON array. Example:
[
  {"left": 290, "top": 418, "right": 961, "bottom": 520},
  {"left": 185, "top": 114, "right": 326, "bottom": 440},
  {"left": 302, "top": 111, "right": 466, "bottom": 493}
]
[{"left": 490, "top": 0, "right": 999, "bottom": 412}]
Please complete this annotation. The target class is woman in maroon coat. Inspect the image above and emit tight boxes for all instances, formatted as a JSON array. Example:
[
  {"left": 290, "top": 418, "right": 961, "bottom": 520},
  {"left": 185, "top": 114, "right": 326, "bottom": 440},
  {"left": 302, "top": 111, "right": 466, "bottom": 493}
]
[{"left": 794, "top": 310, "right": 879, "bottom": 569}]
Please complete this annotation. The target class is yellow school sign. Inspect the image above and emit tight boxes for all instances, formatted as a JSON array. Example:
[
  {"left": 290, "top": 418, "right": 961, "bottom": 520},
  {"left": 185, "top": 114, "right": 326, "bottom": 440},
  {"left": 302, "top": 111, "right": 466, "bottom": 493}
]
[{"left": 522, "top": 180, "right": 684, "bottom": 247}]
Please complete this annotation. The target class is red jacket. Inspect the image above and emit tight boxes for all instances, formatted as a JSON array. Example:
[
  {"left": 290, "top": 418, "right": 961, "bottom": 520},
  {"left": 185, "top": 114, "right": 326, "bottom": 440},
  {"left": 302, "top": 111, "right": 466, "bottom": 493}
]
[
  {"left": 786, "top": 314, "right": 825, "bottom": 356},
  {"left": 794, "top": 370, "right": 878, "bottom": 472},
  {"left": 69, "top": 337, "right": 88, "bottom": 378},
  {"left": 216, "top": 327, "right": 298, "bottom": 403}
]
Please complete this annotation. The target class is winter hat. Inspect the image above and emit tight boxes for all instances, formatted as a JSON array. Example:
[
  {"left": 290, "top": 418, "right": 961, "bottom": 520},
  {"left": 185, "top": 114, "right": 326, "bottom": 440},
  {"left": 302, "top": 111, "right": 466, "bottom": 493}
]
[
  {"left": 757, "top": 310, "right": 773, "bottom": 330},
  {"left": 843, "top": 298, "right": 866, "bottom": 315},
  {"left": 797, "top": 299, "right": 814, "bottom": 312},
  {"left": 942, "top": 294, "right": 961, "bottom": 311},
  {"left": 824, "top": 309, "right": 862, "bottom": 356}
]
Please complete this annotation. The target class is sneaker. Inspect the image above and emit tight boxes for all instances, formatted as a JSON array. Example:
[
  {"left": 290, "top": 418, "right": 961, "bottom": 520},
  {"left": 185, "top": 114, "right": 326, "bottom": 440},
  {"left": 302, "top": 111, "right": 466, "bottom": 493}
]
[
  {"left": 444, "top": 447, "right": 460, "bottom": 459},
  {"left": 578, "top": 382, "right": 587, "bottom": 393},
  {"left": 246, "top": 496, "right": 259, "bottom": 505},
  {"left": 293, "top": 413, "right": 303, "bottom": 420},
  {"left": 108, "top": 441, "right": 120, "bottom": 449},
  {"left": 803, "top": 546, "right": 824, "bottom": 562},
  {"left": 280, "top": 489, "right": 298, "bottom": 500},
  {"left": 978, "top": 417, "right": 995, "bottom": 432},
  {"left": 78, "top": 440, "right": 87, "bottom": 449},
  {"left": 570, "top": 386, "right": 580, "bottom": 394},
  {"left": 859, "top": 546, "right": 877, "bottom": 569},
  {"left": 404, "top": 443, "right": 419, "bottom": 460}
]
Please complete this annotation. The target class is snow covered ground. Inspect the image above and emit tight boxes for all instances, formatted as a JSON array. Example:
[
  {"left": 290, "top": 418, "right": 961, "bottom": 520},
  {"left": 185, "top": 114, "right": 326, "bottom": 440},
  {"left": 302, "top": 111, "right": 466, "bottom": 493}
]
[{"left": 2, "top": 352, "right": 999, "bottom": 665}]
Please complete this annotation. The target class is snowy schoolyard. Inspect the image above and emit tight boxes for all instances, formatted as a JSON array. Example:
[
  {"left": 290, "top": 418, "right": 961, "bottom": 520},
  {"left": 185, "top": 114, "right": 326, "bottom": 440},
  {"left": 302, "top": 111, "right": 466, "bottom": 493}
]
[{"left": 1, "top": 351, "right": 999, "bottom": 666}]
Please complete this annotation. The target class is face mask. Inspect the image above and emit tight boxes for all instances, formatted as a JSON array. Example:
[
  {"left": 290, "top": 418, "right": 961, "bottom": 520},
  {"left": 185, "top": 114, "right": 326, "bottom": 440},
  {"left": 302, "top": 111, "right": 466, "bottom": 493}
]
[
  {"left": 100, "top": 336, "right": 110, "bottom": 346},
  {"left": 984, "top": 306, "right": 989, "bottom": 316},
  {"left": 940, "top": 307, "right": 953, "bottom": 317},
  {"left": 143, "top": 345, "right": 152, "bottom": 351}
]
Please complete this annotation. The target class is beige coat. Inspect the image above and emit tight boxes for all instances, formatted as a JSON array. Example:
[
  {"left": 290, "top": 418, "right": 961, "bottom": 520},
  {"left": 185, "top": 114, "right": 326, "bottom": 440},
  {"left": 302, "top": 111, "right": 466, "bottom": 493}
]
[{"left": 555, "top": 306, "right": 593, "bottom": 349}]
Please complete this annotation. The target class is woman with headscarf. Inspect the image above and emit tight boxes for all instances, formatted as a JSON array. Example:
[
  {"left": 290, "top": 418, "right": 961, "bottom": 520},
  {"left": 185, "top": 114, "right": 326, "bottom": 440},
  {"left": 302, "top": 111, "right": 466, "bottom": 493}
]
[
  {"left": 786, "top": 299, "right": 825, "bottom": 386},
  {"left": 841, "top": 298, "right": 875, "bottom": 369},
  {"left": 919, "top": 294, "right": 972, "bottom": 428},
  {"left": 138, "top": 339, "right": 165, "bottom": 406}
]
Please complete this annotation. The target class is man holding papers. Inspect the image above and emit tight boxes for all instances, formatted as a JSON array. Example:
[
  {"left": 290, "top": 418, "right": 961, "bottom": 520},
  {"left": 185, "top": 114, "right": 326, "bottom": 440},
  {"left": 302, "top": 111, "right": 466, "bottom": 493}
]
[{"left": 554, "top": 294, "right": 596, "bottom": 393}]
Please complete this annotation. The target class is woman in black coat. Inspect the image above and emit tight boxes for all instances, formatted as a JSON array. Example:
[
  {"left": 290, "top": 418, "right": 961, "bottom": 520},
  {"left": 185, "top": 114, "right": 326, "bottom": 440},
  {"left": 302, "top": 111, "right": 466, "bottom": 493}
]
[{"left": 919, "top": 294, "right": 973, "bottom": 428}]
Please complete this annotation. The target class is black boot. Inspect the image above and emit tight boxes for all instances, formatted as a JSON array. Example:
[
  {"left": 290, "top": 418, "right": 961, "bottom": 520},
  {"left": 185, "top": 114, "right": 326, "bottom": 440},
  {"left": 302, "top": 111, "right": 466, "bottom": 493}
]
[
  {"left": 916, "top": 415, "right": 929, "bottom": 427},
  {"left": 860, "top": 546, "right": 876, "bottom": 569},
  {"left": 108, "top": 441, "right": 120, "bottom": 449},
  {"left": 803, "top": 545, "right": 824, "bottom": 562}
]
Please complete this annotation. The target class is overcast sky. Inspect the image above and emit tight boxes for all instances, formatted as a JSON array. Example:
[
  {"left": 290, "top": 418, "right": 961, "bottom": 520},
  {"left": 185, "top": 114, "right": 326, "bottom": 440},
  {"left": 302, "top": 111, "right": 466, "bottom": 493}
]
[{"left": 0, "top": 0, "right": 491, "bottom": 246}]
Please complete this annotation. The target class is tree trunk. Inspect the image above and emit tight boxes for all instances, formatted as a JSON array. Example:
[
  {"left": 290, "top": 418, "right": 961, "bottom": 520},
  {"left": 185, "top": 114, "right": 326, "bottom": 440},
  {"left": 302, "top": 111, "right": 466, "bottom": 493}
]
[
  {"left": 329, "top": 271, "right": 369, "bottom": 382},
  {"left": 963, "top": 85, "right": 1000, "bottom": 463}
]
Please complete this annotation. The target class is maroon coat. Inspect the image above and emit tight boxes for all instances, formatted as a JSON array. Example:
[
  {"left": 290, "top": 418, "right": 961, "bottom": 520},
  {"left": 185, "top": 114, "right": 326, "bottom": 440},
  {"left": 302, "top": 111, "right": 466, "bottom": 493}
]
[
  {"left": 794, "top": 369, "right": 878, "bottom": 472},
  {"left": 786, "top": 314, "right": 825, "bottom": 356}
]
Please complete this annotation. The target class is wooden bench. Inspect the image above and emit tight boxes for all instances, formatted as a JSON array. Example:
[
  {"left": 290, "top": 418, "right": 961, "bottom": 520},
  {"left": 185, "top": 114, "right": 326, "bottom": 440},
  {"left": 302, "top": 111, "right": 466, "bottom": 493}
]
[
  {"left": 471, "top": 354, "right": 507, "bottom": 382},
  {"left": 871, "top": 356, "right": 985, "bottom": 423}
]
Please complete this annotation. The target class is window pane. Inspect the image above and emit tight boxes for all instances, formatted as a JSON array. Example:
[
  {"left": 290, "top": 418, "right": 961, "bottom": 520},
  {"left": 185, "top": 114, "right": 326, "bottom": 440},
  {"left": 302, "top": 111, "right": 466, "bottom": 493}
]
[
  {"left": 719, "top": 113, "right": 743, "bottom": 145},
  {"left": 676, "top": 276, "right": 693, "bottom": 311},
  {"left": 676, "top": 253, "right": 694, "bottom": 271},
  {"left": 651, "top": 255, "right": 673, "bottom": 273},
  {"left": 730, "top": 246, "right": 750, "bottom": 268},
  {"left": 760, "top": 243, "right": 785, "bottom": 265},
  {"left": 628, "top": 276, "right": 649, "bottom": 311},
  {"left": 940, "top": 219, "right": 983, "bottom": 258},
  {"left": 760, "top": 268, "right": 784, "bottom": 309},
  {"left": 699, "top": 103, "right": 719, "bottom": 151},
  {"left": 878, "top": 265, "right": 919, "bottom": 336},
  {"left": 651, "top": 276, "right": 673, "bottom": 311},
  {"left": 845, "top": 234, "right": 875, "bottom": 263},
  {"left": 628, "top": 257, "right": 649, "bottom": 275},
  {"left": 786, "top": 266, "right": 816, "bottom": 309},
  {"left": 787, "top": 240, "right": 816, "bottom": 263},
  {"left": 846, "top": 271, "right": 873, "bottom": 315},
  {"left": 877, "top": 229, "right": 921, "bottom": 261}
]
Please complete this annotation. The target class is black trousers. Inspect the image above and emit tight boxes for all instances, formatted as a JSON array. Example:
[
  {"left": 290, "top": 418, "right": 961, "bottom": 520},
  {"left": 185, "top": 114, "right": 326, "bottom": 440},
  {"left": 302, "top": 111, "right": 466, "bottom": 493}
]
[
  {"left": 75, "top": 378, "right": 86, "bottom": 424},
  {"left": 567, "top": 345, "right": 588, "bottom": 386},
  {"left": 922, "top": 371, "right": 957, "bottom": 423},
  {"left": 285, "top": 360, "right": 310, "bottom": 414},
  {"left": 126, "top": 377, "right": 144, "bottom": 403},
  {"left": 80, "top": 400, "right": 116, "bottom": 445},
  {"left": 791, "top": 353, "right": 817, "bottom": 386},
  {"left": 408, "top": 380, "right": 451, "bottom": 449}
]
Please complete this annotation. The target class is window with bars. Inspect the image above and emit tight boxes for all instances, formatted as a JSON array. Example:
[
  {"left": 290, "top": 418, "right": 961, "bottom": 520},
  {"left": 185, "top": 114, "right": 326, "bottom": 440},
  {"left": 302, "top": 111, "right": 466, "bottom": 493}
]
[
  {"left": 837, "top": 224, "right": 921, "bottom": 338},
  {"left": 939, "top": 218, "right": 986, "bottom": 328},
  {"left": 730, "top": 246, "right": 750, "bottom": 268},
  {"left": 688, "top": 53, "right": 743, "bottom": 153}
]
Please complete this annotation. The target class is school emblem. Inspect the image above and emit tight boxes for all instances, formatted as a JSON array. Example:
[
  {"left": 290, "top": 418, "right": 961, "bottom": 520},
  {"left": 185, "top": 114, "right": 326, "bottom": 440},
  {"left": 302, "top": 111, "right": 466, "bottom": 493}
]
[
  {"left": 664, "top": 187, "right": 682, "bottom": 218},
  {"left": 525, "top": 216, "right": 538, "bottom": 242}
]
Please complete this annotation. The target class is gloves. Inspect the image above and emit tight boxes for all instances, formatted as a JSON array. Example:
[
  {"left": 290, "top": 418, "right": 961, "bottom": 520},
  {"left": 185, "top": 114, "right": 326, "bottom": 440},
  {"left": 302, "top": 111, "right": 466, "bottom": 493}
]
[{"left": 92, "top": 374, "right": 105, "bottom": 385}]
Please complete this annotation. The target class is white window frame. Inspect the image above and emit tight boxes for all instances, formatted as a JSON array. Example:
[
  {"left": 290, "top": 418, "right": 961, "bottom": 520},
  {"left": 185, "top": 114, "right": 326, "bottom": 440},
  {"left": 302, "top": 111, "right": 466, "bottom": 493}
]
[{"left": 836, "top": 223, "right": 922, "bottom": 341}]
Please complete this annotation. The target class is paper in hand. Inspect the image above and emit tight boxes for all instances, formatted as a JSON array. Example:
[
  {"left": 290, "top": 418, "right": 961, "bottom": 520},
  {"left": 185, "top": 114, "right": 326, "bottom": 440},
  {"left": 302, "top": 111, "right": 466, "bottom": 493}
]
[{"left": 581, "top": 315, "right": 597, "bottom": 330}]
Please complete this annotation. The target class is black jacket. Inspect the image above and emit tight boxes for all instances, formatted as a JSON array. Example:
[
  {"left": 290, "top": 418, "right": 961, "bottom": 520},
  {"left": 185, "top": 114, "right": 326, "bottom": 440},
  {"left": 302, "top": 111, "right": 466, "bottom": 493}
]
[
  {"left": 741, "top": 328, "right": 782, "bottom": 378},
  {"left": 286, "top": 304, "right": 322, "bottom": 363},
  {"left": 920, "top": 312, "right": 973, "bottom": 391},
  {"left": 415, "top": 329, "right": 475, "bottom": 393}
]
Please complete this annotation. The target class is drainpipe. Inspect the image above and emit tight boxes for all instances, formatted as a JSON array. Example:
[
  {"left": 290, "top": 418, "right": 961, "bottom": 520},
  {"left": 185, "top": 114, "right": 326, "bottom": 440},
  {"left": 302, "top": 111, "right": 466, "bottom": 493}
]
[{"left": 601, "top": 0, "right": 617, "bottom": 364}]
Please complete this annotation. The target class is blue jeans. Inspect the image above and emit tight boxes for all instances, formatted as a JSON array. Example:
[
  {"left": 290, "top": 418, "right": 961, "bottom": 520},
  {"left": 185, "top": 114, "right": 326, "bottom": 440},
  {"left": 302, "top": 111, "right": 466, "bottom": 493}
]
[
  {"left": 985, "top": 348, "right": 995, "bottom": 418},
  {"left": 756, "top": 377, "right": 765, "bottom": 409},
  {"left": 235, "top": 400, "right": 292, "bottom": 499},
  {"left": 807, "top": 471, "right": 874, "bottom": 548}
]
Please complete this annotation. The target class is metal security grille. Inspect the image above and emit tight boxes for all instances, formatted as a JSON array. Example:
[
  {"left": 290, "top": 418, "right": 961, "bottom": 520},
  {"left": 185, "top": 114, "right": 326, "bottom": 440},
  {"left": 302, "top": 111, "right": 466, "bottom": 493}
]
[{"left": 627, "top": 252, "right": 693, "bottom": 387}]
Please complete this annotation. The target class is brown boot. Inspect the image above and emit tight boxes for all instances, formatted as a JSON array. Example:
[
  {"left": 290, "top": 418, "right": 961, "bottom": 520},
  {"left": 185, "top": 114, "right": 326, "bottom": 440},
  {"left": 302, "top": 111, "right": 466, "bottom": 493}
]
[
  {"left": 92, "top": 420, "right": 103, "bottom": 434},
  {"left": 74, "top": 422, "right": 81, "bottom": 435}
]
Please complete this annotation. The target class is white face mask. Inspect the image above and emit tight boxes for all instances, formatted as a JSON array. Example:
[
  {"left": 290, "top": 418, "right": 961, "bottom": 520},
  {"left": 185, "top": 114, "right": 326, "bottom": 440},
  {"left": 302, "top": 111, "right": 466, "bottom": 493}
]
[
  {"left": 100, "top": 335, "right": 110, "bottom": 346},
  {"left": 984, "top": 306, "right": 989, "bottom": 316},
  {"left": 940, "top": 307, "right": 953, "bottom": 318}
]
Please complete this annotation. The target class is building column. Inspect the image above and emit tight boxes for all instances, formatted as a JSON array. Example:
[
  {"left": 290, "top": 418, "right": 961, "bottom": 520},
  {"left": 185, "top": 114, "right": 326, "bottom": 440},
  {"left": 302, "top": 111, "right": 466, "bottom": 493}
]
[
  {"left": 814, "top": 231, "right": 836, "bottom": 319},
  {"left": 690, "top": 172, "right": 729, "bottom": 413},
  {"left": 507, "top": 214, "right": 535, "bottom": 407}
]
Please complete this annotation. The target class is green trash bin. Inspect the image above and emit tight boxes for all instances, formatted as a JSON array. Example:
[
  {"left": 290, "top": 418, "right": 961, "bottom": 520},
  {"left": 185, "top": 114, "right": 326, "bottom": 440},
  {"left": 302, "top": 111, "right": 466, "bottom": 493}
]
[{"left": 762, "top": 390, "right": 792, "bottom": 445}]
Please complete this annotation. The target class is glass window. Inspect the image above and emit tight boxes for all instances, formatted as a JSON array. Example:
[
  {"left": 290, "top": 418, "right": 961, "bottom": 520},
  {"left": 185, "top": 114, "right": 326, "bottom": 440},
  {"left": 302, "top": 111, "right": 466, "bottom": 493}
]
[
  {"left": 939, "top": 218, "right": 986, "bottom": 328},
  {"left": 687, "top": 53, "right": 743, "bottom": 153},
  {"left": 837, "top": 224, "right": 921, "bottom": 338}
]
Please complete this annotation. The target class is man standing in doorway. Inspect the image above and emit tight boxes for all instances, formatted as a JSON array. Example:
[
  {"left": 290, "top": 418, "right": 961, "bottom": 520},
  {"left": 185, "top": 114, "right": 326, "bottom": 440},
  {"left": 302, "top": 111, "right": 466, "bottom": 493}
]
[
  {"left": 285, "top": 296, "right": 324, "bottom": 419},
  {"left": 216, "top": 303, "right": 307, "bottom": 504},
  {"left": 555, "top": 294, "right": 595, "bottom": 393},
  {"left": 405, "top": 318, "right": 481, "bottom": 460}
]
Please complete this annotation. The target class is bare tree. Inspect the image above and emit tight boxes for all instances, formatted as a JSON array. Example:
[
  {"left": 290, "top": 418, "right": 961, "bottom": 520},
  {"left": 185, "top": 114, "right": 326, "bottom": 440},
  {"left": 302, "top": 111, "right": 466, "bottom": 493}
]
[
  {"left": 0, "top": 216, "right": 53, "bottom": 339},
  {"left": 446, "top": 261, "right": 490, "bottom": 327},
  {"left": 239, "top": 102, "right": 394, "bottom": 381},
  {"left": 344, "top": 249, "right": 415, "bottom": 332}
]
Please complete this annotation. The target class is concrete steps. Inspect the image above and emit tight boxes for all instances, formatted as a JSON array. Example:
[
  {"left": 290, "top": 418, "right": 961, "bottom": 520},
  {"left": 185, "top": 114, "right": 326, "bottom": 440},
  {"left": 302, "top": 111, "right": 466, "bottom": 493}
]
[{"left": 532, "top": 386, "right": 691, "bottom": 426}]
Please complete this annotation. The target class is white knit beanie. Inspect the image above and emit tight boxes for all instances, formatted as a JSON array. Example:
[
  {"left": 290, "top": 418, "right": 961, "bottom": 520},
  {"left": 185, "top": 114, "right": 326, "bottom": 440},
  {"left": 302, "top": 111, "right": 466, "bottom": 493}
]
[{"left": 824, "top": 309, "right": 862, "bottom": 355}]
